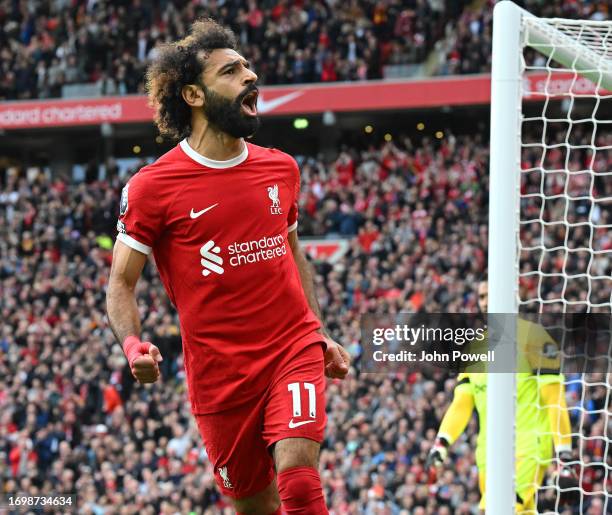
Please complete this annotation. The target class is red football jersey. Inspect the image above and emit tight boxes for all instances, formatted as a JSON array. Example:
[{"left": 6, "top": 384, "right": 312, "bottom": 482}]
[{"left": 117, "top": 139, "right": 322, "bottom": 413}]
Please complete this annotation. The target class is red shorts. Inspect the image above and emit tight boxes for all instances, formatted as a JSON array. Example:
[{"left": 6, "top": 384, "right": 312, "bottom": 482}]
[{"left": 194, "top": 343, "right": 327, "bottom": 499}]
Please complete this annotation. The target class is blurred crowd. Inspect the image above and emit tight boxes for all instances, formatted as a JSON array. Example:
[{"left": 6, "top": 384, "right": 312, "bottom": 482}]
[
  {"left": 0, "top": 0, "right": 470, "bottom": 100},
  {"left": 437, "top": 0, "right": 610, "bottom": 76},
  {"left": 1, "top": 127, "right": 610, "bottom": 513},
  {"left": 2, "top": 0, "right": 609, "bottom": 101},
  {"left": 519, "top": 125, "right": 612, "bottom": 312}
]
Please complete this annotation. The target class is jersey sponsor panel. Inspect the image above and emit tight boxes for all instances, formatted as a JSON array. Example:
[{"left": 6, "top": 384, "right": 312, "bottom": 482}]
[
  {"left": 227, "top": 233, "right": 287, "bottom": 267},
  {"left": 198, "top": 234, "right": 288, "bottom": 276}
]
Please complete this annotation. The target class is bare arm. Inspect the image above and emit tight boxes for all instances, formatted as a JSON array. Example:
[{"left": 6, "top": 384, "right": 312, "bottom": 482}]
[
  {"left": 106, "top": 240, "right": 148, "bottom": 343},
  {"left": 288, "top": 230, "right": 326, "bottom": 334},
  {"left": 288, "top": 230, "right": 350, "bottom": 379},
  {"left": 106, "top": 240, "right": 162, "bottom": 383}
]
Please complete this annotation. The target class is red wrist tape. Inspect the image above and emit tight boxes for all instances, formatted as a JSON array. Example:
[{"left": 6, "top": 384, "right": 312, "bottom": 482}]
[{"left": 122, "top": 335, "right": 151, "bottom": 368}]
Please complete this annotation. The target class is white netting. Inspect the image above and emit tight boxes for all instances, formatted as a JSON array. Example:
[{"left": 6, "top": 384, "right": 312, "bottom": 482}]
[
  {"left": 524, "top": 17, "right": 612, "bottom": 91},
  {"left": 518, "top": 14, "right": 612, "bottom": 515}
]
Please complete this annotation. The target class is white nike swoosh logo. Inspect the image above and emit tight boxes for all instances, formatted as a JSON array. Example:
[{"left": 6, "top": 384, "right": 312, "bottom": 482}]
[
  {"left": 190, "top": 203, "right": 218, "bottom": 219},
  {"left": 257, "top": 92, "right": 304, "bottom": 114},
  {"left": 288, "top": 419, "right": 316, "bottom": 429}
]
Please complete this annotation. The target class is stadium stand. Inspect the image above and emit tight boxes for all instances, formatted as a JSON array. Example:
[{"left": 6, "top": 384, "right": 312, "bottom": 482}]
[
  {"left": 436, "top": 0, "right": 609, "bottom": 76},
  {"left": 1, "top": 0, "right": 609, "bottom": 101},
  {"left": 1, "top": 127, "right": 609, "bottom": 513},
  {"left": 0, "top": 0, "right": 471, "bottom": 100}
]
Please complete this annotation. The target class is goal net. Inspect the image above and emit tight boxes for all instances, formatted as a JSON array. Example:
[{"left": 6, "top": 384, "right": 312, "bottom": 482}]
[{"left": 488, "top": 2, "right": 611, "bottom": 513}]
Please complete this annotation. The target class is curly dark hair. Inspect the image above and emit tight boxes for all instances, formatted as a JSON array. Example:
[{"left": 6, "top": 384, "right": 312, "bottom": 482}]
[{"left": 146, "top": 19, "right": 238, "bottom": 141}]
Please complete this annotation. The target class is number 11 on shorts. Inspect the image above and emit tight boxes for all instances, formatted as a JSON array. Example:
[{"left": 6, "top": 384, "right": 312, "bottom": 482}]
[{"left": 288, "top": 382, "right": 316, "bottom": 418}]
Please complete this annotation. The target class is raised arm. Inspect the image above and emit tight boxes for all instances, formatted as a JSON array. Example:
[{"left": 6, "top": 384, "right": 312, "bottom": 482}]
[{"left": 106, "top": 240, "right": 163, "bottom": 383}]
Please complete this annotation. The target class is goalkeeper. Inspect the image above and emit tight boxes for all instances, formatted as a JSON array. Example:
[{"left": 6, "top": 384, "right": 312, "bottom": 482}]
[{"left": 427, "top": 280, "right": 574, "bottom": 513}]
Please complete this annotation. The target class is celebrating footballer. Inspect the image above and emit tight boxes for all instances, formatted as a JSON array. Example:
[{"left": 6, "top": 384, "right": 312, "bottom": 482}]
[{"left": 106, "top": 19, "right": 350, "bottom": 514}]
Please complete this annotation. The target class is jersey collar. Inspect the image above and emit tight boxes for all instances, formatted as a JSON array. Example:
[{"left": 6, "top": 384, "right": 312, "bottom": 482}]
[{"left": 180, "top": 138, "right": 249, "bottom": 169}]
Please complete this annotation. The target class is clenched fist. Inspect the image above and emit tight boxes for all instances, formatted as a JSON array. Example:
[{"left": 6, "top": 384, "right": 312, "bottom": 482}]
[
  {"left": 322, "top": 336, "right": 351, "bottom": 380},
  {"left": 122, "top": 335, "right": 164, "bottom": 384}
]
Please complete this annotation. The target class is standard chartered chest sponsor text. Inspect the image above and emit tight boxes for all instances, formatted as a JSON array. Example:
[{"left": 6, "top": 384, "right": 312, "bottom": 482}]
[
  {"left": 227, "top": 234, "right": 287, "bottom": 266},
  {"left": 199, "top": 234, "right": 287, "bottom": 276}
]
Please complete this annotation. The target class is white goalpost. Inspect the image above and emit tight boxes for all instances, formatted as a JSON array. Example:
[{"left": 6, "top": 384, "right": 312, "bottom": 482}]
[{"left": 488, "top": 1, "right": 612, "bottom": 513}]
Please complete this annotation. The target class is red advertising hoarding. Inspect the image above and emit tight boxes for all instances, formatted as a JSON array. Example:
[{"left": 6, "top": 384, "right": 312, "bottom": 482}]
[{"left": 0, "top": 72, "right": 606, "bottom": 130}]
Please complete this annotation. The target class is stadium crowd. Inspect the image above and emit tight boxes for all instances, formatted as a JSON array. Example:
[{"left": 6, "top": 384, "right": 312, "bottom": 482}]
[
  {"left": 0, "top": 0, "right": 472, "bottom": 101},
  {"left": 1, "top": 0, "right": 609, "bottom": 101},
  {"left": 438, "top": 0, "right": 610, "bottom": 76},
  {"left": 1, "top": 126, "right": 610, "bottom": 513}
]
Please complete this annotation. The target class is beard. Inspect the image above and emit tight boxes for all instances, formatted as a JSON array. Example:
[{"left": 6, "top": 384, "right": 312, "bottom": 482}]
[{"left": 202, "top": 84, "right": 261, "bottom": 139}]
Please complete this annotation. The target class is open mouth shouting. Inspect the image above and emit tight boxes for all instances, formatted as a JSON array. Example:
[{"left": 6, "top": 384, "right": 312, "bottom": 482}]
[{"left": 240, "top": 89, "right": 259, "bottom": 117}]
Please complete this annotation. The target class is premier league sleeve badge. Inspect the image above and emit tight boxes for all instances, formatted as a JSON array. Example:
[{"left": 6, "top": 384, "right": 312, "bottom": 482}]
[{"left": 120, "top": 183, "right": 129, "bottom": 216}]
